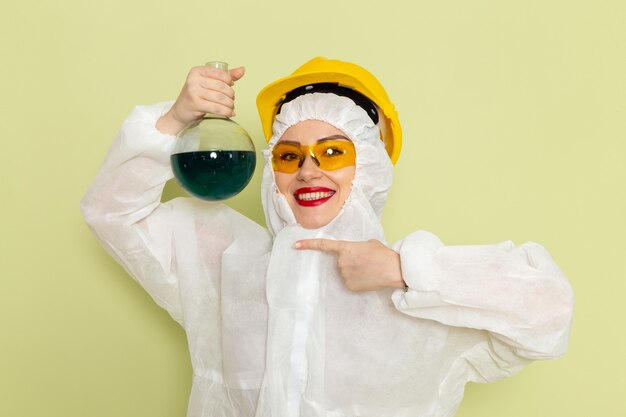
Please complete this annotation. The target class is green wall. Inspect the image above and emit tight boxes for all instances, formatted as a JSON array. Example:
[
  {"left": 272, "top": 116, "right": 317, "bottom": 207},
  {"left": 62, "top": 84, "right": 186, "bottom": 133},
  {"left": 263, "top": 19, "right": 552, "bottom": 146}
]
[{"left": 1, "top": 0, "right": 624, "bottom": 416}]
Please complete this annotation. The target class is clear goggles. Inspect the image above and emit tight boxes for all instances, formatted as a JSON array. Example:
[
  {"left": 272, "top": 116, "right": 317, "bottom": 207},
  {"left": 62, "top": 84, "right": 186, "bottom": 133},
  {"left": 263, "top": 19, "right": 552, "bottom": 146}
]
[{"left": 271, "top": 139, "right": 356, "bottom": 174}]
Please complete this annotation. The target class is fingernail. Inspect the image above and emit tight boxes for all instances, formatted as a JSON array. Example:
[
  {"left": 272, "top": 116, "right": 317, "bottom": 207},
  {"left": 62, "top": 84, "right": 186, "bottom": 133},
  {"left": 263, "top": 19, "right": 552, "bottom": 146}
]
[
  {"left": 293, "top": 242, "right": 302, "bottom": 249},
  {"left": 231, "top": 111, "right": 236, "bottom": 117}
]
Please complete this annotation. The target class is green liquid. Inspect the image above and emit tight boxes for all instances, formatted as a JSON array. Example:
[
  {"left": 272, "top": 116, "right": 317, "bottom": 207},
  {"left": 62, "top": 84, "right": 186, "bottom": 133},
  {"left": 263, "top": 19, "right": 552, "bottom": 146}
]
[{"left": 171, "top": 150, "right": 256, "bottom": 201}]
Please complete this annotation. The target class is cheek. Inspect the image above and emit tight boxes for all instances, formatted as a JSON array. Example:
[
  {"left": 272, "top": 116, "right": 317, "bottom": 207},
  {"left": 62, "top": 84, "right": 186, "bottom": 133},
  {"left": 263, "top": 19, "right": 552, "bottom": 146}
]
[{"left": 331, "top": 166, "right": 356, "bottom": 191}]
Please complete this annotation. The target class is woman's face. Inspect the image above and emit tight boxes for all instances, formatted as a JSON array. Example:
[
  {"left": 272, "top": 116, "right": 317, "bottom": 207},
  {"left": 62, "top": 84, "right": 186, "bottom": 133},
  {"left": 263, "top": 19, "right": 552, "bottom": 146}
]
[{"left": 273, "top": 120, "right": 356, "bottom": 229}]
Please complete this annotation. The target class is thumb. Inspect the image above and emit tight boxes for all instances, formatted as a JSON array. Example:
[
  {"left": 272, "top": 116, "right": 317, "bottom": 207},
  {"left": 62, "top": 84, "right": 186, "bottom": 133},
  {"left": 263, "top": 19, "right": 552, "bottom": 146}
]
[
  {"left": 293, "top": 238, "right": 345, "bottom": 253},
  {"left": 229, "top": 66, "right": 246, "bottom": 82}
]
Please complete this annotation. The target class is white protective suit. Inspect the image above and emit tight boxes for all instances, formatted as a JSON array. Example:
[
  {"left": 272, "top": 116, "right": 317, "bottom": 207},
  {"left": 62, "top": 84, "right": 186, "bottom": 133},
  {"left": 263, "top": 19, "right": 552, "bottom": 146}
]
[{"left": 81, "top": 93, "right": 574, "bottom": 417}]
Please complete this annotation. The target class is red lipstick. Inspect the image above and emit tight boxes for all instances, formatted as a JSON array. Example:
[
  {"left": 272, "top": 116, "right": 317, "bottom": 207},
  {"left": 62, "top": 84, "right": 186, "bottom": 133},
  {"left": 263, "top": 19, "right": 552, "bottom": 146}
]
[{"left": 293, "top": 187, "right": 336, "bottom": 207}]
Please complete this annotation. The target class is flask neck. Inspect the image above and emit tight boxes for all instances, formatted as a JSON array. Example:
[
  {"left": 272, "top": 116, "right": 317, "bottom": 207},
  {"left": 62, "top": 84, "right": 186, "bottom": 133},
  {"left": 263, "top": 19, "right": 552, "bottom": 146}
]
[
  {"left": 204, "top": 61, "right": 230, "bottom": 119},
  {"left": 206, "top": 61, "right": 228, "bottom": 71}
]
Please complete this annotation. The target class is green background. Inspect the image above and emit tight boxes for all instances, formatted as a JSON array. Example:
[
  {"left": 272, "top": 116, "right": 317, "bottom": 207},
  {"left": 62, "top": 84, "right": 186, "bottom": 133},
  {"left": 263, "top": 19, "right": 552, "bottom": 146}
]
[{"left": 1, "top": 0, "right": 624, "bottom": 416}]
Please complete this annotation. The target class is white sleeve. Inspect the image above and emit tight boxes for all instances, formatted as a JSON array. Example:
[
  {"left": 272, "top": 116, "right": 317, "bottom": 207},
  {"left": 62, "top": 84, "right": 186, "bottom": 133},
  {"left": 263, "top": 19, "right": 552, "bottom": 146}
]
[
  {"left": 80, "top": 101, "right": 184, "bottom": 324},
  {"left": 391, "top": 230, "right": 574, "bottom": 363}
]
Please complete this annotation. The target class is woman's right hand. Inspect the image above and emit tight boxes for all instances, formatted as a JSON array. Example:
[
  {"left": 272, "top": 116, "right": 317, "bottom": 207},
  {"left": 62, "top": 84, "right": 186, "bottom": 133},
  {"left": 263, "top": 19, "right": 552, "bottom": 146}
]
[{"left": 156, "top": 65, "right": 246, "bottom": 135}]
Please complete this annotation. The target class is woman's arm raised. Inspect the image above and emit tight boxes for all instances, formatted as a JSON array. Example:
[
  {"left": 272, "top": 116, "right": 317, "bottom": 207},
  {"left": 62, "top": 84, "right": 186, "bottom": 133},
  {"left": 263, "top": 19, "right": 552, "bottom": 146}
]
[{"left": 80, "top": 66, "right": 247, "bottom": 325}]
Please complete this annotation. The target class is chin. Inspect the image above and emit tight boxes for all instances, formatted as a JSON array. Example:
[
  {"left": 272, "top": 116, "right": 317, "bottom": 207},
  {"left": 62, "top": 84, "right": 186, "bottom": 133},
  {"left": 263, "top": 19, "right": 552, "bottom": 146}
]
[
  {"left": 294, "top": 212, "right": 335, "bottom": 229},
  {"left": 297, "top": 218, "right": 330, "bottom": 229}
]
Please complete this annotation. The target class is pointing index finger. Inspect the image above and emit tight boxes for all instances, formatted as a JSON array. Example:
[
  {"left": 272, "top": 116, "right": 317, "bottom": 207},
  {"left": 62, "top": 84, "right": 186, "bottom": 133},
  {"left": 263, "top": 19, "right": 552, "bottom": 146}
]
[{"left": 294, "top": 238, "right": 344, "bottom": 253}]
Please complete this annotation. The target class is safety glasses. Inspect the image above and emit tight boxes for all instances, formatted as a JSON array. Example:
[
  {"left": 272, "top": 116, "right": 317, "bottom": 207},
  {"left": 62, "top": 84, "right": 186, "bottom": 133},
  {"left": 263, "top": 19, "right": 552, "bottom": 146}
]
[{"left": 272, "top": 139, "right": 356, "bottom": 173}]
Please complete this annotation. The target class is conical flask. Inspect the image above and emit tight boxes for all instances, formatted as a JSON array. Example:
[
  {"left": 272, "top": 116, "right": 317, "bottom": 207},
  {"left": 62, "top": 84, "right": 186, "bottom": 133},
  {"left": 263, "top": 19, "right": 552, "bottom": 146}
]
[{"left": 170, "top": 61, "right": 256, "bottom": 201}]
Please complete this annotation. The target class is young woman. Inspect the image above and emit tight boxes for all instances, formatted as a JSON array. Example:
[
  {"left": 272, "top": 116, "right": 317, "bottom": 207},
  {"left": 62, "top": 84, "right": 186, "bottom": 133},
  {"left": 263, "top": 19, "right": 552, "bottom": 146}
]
[{"left": 81, "top": 57, "right": 573, "bottom": 417}]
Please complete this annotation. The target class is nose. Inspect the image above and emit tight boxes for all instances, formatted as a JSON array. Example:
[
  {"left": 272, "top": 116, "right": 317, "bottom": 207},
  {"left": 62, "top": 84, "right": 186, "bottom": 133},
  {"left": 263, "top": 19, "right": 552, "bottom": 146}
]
[{"left": 296, "top": 153, "right": 322, "bottom": 181}]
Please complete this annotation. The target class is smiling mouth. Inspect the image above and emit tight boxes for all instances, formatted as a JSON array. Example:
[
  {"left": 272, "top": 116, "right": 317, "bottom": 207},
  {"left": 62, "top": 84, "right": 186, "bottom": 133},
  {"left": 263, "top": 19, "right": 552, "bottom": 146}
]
[{"left": 294, "top": 187, "right": 335, "bottom": 207}]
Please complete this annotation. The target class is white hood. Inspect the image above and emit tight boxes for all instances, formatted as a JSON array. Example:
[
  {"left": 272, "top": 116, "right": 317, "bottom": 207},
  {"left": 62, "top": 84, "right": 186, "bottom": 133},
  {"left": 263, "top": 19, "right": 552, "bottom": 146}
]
[{"left": 261, "top": 93, "right": 394, "bottom": 237}]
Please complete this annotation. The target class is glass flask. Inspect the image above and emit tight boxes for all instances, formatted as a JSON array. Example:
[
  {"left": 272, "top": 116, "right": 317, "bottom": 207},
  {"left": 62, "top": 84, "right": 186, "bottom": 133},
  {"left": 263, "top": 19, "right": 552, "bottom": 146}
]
[{"left": 170, "top": 61, "right": 256, "bottom": 201}]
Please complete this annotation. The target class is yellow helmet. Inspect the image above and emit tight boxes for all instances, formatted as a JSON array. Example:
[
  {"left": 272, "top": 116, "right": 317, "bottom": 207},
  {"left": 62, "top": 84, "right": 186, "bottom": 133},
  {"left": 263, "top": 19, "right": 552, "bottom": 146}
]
[{"left": 256, "top": 57, "right": 402, "bottom": 164}]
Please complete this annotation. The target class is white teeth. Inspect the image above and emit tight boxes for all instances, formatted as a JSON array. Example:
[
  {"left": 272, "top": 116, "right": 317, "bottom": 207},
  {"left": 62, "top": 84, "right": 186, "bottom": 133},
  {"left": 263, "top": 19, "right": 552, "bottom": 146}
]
[{"left": 295, "top": 191, "right": 335, "bottom": 201}]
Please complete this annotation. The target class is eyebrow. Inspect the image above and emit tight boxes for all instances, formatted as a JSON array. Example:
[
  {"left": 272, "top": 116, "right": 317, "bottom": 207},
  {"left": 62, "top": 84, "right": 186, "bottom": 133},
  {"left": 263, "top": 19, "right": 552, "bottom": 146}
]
[{"left": 278, "top": 134, "right": 351, "bottom": 146}]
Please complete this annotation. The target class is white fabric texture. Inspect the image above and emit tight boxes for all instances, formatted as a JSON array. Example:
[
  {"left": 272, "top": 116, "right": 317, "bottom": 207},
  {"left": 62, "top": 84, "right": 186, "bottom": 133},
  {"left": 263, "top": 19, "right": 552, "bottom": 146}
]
[{"left": 81, "top": 97, "right": 574, "bottom": 417}]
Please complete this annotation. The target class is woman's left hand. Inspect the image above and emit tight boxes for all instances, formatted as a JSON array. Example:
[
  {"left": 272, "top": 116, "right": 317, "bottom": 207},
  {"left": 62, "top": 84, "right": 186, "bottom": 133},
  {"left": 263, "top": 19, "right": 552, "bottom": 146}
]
[{"left": 294, "top": 239, "right": 406, "bottom": 292}]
